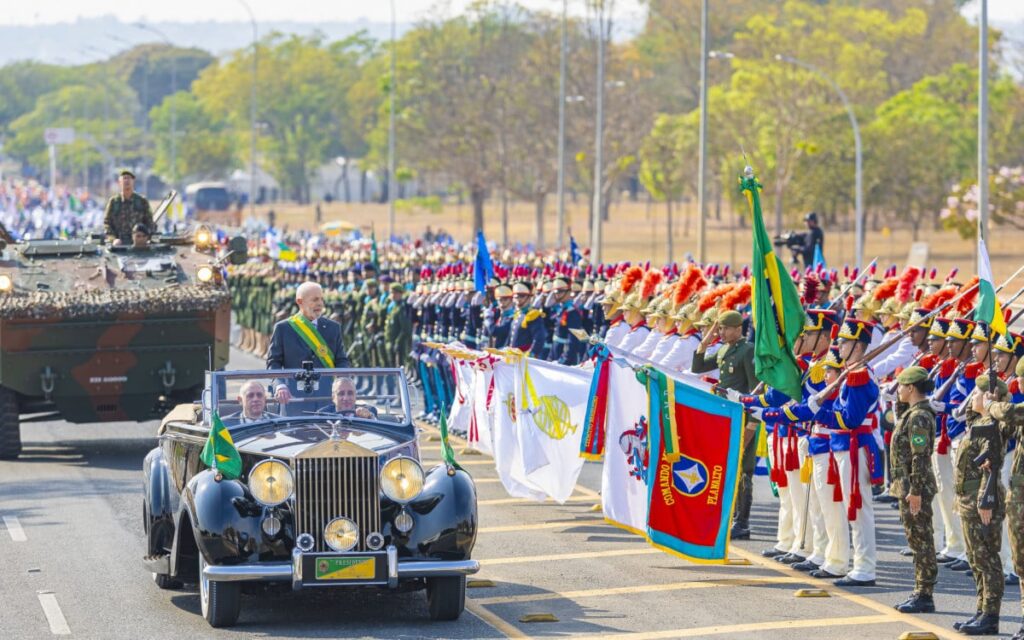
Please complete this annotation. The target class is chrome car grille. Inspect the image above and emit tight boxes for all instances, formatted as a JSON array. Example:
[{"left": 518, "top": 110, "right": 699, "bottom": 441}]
[{"left": 293, "top": 456, "right": 381, "bottom": 552}]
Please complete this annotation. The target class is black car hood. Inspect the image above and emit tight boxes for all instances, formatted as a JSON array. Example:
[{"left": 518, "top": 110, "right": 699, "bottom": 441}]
[{"left": 232, "top": 421, "right": 413, "bottom": 459}]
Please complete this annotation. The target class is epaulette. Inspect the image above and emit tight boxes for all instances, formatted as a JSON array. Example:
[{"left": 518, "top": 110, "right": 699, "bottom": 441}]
[
  {"left": 1010, "top": 379, "right": 1020, "bottom": 395},
  {"left": 846, "top": 367, "right": 870, "bottom": 387},
  {"left": 964, "top": 362, "right": 985, "bottom": 379},
  {"left": 524, "top": 309, "right": 544, "bottom": 323},
  {"left": 919, "top": 354, "right": 940, "bottom": 370},
  {"left": 807, "top": 360, "right": 826, "bottom": 385},
  {"left": 939, "top": 359, "right": 957, "bottom": 379}
]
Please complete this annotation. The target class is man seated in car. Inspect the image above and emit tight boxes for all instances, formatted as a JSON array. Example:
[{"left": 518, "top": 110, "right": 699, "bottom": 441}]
[
  {"left": 224, "top": 380, "right": 278, "bottom": 424},
  {"left": 325, "top": 377, "right": 377, "bottom": 418}
]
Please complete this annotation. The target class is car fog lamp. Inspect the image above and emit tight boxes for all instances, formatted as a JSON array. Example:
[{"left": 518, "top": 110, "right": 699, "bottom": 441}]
[
  {"left": 296, "top": 532, "right": 315, "bottom": 552},
  {"left": 324, "top": 517, "right": 359, "bottom": 552},
  {"left": 196, "top": 265, "right": 215, "bottom": 283},
  {"left": 261, "top": 515, "right": 282, "bottom": 537},
  {"left": 0, "top": 274, "right": 12, "bottom": 292},
  {"left": 365, "top": 531, "right": 385, "bottom": 551},
  {"left": 394, "top": 509, "right": 414, "bottom": 534},
  {"left": 194, "top": 226, "right": 213, "bottom": 248},
  {"left": 380, "top": 457, "right": 424, "bottom": 504},
  {"left": 247, "top": 459, "right": 294, "bottom": 507}
]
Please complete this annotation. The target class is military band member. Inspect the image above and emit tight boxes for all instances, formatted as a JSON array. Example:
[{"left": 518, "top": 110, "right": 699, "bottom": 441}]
[{"left": 508, "top": 281, "right": 547, "bottom": 357}]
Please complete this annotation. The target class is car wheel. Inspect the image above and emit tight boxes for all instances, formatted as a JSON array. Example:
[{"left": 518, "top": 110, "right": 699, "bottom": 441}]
[
  {"left": 0, "top": 386, "right": 22, "bottom": 460},
  {"left": 198, "top": 553, "right": 241, "bottom": 627},
  {"left": 426, "top": 575, "right": 466, "bottom": 621}
]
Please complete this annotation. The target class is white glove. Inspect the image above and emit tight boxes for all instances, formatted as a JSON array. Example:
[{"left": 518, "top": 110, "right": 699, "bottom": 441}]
[
  {"left": 929, "top": 398, "right": 946, "bottom": 413},
  {"left": 726, "top": 389, "right": 742, "bottom": 403},
  {"left": 879, "top": 387, "right": 896, "bottom": 403},
  {"left": 747, "top": 407, "right": 764, "bottom": 421},
  {"left": 807, "top": 394, "right": 821, "bottom": 415}
]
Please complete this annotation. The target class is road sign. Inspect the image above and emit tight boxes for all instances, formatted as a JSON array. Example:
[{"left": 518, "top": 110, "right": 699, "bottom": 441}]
[{"left": 43, "top": 128, "right": 75, "bottom": 145}]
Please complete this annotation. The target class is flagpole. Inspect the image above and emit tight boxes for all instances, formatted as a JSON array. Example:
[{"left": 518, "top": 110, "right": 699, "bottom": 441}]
[{"left": 977, "top": 0, "right": 989, "bottom": 274}]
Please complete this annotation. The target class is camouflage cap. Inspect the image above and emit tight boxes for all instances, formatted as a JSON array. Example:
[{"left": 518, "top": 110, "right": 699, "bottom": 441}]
[
  {"left": 364, "top": 278, "right": 379, "bottom": 288},
  {"left": 389, "top": 282, "right": 405, "bottom": 294},
  {"left": 896, "top": 366, "right": 929, "bottom": 385},
  {"left": 118, "top": 168, "right": 135, "bottom": 178},
  {"left": 976, "top": 374, "right": 1009, "bottom": 396}
]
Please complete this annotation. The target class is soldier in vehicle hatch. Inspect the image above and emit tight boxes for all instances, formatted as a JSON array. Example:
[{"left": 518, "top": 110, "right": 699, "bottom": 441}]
[{"left": 104, "top": 169, "right": 153, "bottom": 246}]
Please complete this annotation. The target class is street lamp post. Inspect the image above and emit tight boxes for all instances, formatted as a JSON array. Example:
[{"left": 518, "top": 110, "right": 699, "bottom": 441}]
[
  {"left": 590, "top": 3, "right": 607, "bottom": 264},
  {"left": 556, "top": 0, "right": 568, "bottom": 250},
  {"left": 239, "top": 0, "right": 258, "bottom": 223},
  {"left": 135, "top": 24, "right": 177, "bottom": 192},
  {"left": 775, "top": 54, "right": 864, "bottom": 269},
  {"left": 388, "top": 0, "right": 397, "bottom": 241},
  {"left": 977, "top": 0, "right": 989, "bottom": 264},
  {"left": 696, "top": 0, "right": 709, "bottom": 265}
]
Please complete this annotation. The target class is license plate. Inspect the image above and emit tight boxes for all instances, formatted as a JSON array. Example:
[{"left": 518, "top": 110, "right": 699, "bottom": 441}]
[{"left": 314, "top": 556, "right": 376, "bottom": 581}]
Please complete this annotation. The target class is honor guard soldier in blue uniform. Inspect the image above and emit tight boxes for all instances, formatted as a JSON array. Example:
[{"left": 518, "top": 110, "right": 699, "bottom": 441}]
[
  {"left": 548, "top": 276, "right": 585, "bottom": 365},
  {"left": 508, "top": 281, "right": 547, "bottom": 357}
]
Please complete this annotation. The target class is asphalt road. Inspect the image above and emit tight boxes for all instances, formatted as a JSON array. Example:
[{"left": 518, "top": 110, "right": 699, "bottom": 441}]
[{"left": 1, "top": 347, "right": 1020, "bottom": 639}]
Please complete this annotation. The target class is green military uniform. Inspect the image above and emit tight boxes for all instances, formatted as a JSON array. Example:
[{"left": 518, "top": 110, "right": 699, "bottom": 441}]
[
  {"left": 988, "top": 373, "right": 1024, "bottom": 640},
  {"left": 956, "top": 375, "right": 1006, "bottom": 626},
  {"left": 890, "top": 370, "right": 938, "bottom": 600},
  {"left": 104, "top": 192, "right": 153, "bottom": 244},
  {"left": 384, "top": 284, "right": 413, "bottom": 368},
  {"left": 691, "top": 310, "right": 757, "bottom": 538}
]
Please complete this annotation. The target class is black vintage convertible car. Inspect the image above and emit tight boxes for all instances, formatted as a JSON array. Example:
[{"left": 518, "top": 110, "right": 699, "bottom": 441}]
[{"left": 141, "top": 366, "right": 478, "bottom": 627}]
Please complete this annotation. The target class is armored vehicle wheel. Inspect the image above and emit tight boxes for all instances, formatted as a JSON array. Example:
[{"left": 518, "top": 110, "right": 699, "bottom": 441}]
[
  {"left": 0, "top": 386, "right": 21, "bottom": 460},
  {"left": 426, "top": 575, "right": 466, "bottom": 621},
  {"left": 199, "top": 553, "right": 240, "bottom": 627}
]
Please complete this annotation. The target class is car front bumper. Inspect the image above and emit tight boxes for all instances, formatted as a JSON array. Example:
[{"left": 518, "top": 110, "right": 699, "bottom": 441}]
[{"left": 201, "top": 546, "right": 480, "bottom": 590}]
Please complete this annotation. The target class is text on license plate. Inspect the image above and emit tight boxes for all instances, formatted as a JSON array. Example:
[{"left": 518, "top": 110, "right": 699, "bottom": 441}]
[{"left": 314, "top": 556, "right": 375, "bottom": 580}]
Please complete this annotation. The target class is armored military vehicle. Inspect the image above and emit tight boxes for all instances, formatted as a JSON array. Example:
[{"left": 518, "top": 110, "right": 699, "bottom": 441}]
[{"left": 0, "top": 207, "right": 248, "bottom": 458}]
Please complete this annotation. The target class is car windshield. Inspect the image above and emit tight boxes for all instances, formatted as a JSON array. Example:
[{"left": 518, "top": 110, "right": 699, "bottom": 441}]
[{"left": 204, "top": 368, "right": 410, "bottom": 428}]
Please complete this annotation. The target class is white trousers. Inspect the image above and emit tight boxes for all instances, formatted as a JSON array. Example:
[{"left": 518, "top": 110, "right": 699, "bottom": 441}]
[
  {"left": 836, "top": 447, "right": 876, "bottom": 581},
  {"left": 797, "top": 438, "right": 828, "bottom": 565},
  {"left": 811, "top": 450, "right": 850, "bottom": 576},
  {"left": 932, "top": 443, "right": 966, "bottom": 559},
  {"left": 768, "top": 433, "right": 800, "bottom": 553}
]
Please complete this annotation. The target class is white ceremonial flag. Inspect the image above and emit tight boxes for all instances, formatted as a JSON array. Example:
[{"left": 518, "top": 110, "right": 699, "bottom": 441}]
[
  {"left": 516, "top": 358, "right": 591, "bottom": 504},
  {"left": 468, "top": 365, "right": 495, "bottom": 456},
  {"left": 446, "top": 359, "right": 475, "bottom": 436},
  {"left": 490, "top": 362, "right": 547, "bottom": 501},
  {"left": 600, "top": 360, "right": 650, "bottom": 535}
]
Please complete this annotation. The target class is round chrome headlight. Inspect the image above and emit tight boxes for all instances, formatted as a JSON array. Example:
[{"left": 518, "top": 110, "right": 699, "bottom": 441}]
[
  {"left": 0, "top": 274, "right": 12, "bottom": 292},
  {"left": 196, "top": 265, "right": 214, "bottom": 283},
  {"left": 247, "top": 459, "right": 294, "bottom": 507},
  {"left": 324, "top": 517, "right": 359, "bottom": 552},
  {"left": 380, "top": 457, "right": 424, "bottom": 504}
]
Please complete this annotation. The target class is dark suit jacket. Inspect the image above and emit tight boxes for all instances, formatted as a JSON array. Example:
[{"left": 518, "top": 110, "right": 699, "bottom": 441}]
[{"left": 267, "top": 315, "right": 351, "bottom": 370}]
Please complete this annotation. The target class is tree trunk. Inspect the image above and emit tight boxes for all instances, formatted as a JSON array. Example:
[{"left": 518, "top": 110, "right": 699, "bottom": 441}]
[
  {"left": 683, "top": 196, "right": 691, "bottom": 237},
  {"left": 534, "top": 192, "right": 546, "bottom": 250},
  {"left": 360, "top": 169, "right": 367, "bottom": 203},
  {"left": 501, "top": 189, "right": 509, "bottom": 247},
  {"left": 773, "top": 180, "right": 785, "bottom": 237},
  {"left": 471, "top": 186, "right": 486, "bottom": 235},
  {"left": 342, "top": 161, "right": 350, "bottom": 202},
  {"left": 666, "top": 198, "right": 673, "bottom": 265}
]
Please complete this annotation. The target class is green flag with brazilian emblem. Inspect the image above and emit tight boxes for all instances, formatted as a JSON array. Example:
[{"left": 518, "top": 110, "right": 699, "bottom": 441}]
[{"left": 200, "top": 411, "right": 242, "bottom": 480}]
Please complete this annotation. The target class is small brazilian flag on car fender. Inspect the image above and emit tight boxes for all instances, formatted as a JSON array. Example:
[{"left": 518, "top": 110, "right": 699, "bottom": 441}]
[{"left": 200, "top": 411, "right": 242, "bottom": 480}]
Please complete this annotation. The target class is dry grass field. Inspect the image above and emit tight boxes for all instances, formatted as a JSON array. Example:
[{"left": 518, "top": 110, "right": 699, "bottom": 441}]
[{"left": 259, "top": 197, "right": 1024, "bottom": 284}]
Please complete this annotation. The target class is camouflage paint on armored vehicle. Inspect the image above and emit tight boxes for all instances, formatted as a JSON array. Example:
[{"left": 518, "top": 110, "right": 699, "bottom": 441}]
[{"left": 0, "top": 231, "right": 245, "bottom": 458}]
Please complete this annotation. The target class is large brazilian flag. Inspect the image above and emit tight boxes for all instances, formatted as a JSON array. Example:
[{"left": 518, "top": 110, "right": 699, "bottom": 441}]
[
  {"left": 741, "top": 168, "right": 805, "bottom": 401},
  {"left": 200, "top": 412, "right": 243, "bottom": 480}
]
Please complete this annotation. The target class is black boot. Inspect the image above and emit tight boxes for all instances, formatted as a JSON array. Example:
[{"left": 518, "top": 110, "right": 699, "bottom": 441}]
[
  {"left": 730, "top": 522, "right": 750, "bottom": 540},
  {"left": 953, "top": 612, "right": 981, "bottom": 632},
  {"left": 894, "top": 593, "right": 935, "bottom": 614},
  {"left": 731, "top": 473, "right": 753, "bottom": 539},
  {"left": 960, "top": 613, "right": 998, "bottom": 636}
]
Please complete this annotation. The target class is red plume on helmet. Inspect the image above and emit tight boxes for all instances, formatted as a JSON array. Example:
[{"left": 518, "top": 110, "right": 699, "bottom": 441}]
[
  {"left": 800, "top": 273, "right": 820, "bottom": 305},
  {"left": 956, "top": 276, "right": 980, "bottom": 316},
  {"left": 871, "top": 277, "right": 899, "bottom": 302},
  {"left": 620, "top": 266, "right": 644, "bottom": 294},
  {"left": 698, "top": 283, "right": 732, "bottom": 312},
  {"left": 944, "top": 267, "right": 959, "bottom": 284},
  {"left": 721, "top": 281, "right": 752, "bottom": 309},
  {"left": 640, "top": 270, "right": 663, "bottom": 299},
  {"left": 896, "top": 267, "right": 920, "bottom": 304},
  {"left": 921, "top": 286, "right": 957, "bottom": 311}
]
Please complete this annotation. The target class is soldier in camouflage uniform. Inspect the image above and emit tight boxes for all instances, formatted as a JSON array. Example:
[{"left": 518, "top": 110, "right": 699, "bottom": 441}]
[
  {"left": 889, "top": 366, "right": 938, "bottom": 614},
  {"left": 986, "top": 358, "right": 1024, "bottom": 640},
  {"left": 103, "top": 169, "right": 153, "bottom": 245},
  {"left": 952, "top": 374, "right": 1006, "bottom": 636}
]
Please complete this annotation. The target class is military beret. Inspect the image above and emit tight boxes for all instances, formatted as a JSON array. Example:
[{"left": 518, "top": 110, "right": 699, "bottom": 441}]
[
  {"left": 718, "top": 310, "right": 743, "bottom": 327},
  {"left": 364, "top": 278, "right": 378, "bottom": 288},
  {"left": 389, "top": 282, "right": 404, "bottom": 294},
  {"left": 976, "top": 374, "right": 1008, "bottom": 395},
  {"left": 896, "top": 366, "right": 928, "bottom": 385}
]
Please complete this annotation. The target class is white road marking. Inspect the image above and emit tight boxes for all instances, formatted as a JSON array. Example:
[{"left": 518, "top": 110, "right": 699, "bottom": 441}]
[
  {"left": 37, "top": 592, "right": 71, "bottom": 635},
  {"left": 3, "top": 515, "right": 27, "bottom": 541}
]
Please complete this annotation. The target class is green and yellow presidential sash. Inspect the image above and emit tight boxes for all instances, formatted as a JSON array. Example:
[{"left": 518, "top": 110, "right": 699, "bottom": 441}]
[{"left": 288, "top": 313, "right": 335, "bottom": 367}]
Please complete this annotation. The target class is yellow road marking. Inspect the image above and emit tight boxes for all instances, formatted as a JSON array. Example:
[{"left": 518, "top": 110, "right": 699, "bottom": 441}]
[
  {"left": 465, "top": 599, "right": 525, "bottom": 639},
  {"left": 729, "top": 547, "right": 963, "bottom": 640},
  {"left": 569, "top": 614, "right": 898, "bottom": 640},
  {"left": 473, "top": 477, "right": 502, "bottom": 484},
  {"left": 478, "top": 518, "right": 607, "bottom": 534},
  {"left": 482, "top": 548, "right": 659, "bottom": 566},
  {"left": 478, "top": 495, "right": 598, "bottom": 506},
  {"left": 471, "top": 576, "right": 807, "bottom": 606}
]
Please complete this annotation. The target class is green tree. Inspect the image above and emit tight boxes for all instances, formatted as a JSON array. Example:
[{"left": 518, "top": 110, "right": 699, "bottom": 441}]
[{"left": 150, "top": 92, "right": 237, "bottom": 181}]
